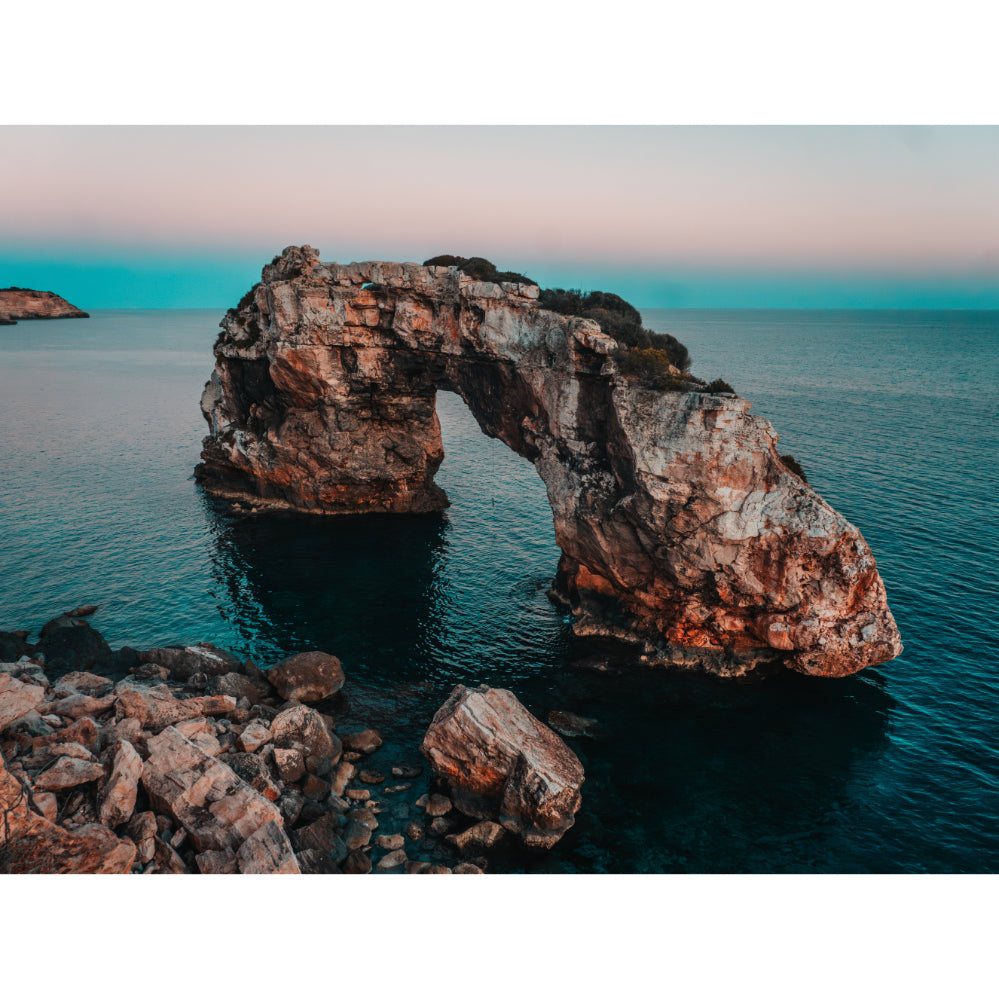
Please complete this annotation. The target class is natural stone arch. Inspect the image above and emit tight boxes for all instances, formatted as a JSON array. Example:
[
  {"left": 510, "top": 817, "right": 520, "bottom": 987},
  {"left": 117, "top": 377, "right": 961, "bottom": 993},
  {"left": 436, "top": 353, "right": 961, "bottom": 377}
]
[{"left": 197, "top": 246, "right": 902, "bottom": 678}]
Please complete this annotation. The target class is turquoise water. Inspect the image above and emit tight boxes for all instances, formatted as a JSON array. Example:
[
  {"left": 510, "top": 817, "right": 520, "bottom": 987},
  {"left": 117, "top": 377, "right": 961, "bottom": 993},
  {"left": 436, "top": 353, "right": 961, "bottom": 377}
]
[{"left": 1, "top": 308, "right": 997, "bottom": 872}]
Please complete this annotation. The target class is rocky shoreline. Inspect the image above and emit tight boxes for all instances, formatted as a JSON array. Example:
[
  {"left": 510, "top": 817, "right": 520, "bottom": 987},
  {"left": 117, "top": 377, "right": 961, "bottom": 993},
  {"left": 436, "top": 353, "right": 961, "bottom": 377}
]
[
  {"left": 0, "top": 287, "right": 90, "bottom": 324},
  {"left": 1, "top": 609, "right": 584, "bottom": 874}
]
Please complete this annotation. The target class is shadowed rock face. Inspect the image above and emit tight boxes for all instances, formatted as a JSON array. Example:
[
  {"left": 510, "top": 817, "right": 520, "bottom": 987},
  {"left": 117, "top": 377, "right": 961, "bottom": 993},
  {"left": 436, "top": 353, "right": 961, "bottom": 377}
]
[{"left": 196, "top": 245, "right": 903, "bottom": 678}]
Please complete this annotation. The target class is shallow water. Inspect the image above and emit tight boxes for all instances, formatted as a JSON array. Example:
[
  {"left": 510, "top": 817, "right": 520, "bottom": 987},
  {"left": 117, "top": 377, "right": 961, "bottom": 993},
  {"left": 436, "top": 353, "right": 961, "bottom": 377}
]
[{"left": 1, "top": 307, "right": 997, "bottom": 872}]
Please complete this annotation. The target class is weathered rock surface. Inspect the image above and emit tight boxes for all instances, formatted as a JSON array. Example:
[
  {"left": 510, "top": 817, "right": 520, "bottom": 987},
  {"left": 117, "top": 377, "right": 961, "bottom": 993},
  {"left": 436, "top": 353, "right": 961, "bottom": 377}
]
[
  {"left": 268, "top": 651, "right": 344, "bottom": 703},
  {"left": 98, "top": 740, "right": 142, "bottom": 827},
  {"left": 195, "top": 246, "right": 902, "bottom": 678},
  {"left": 0, "top": 673, "right": 46, "bottom": 732},
  {"left": 115, "top": 679, "right": 236, "bottom": 732},
  {"left": 422, "top": 684, "right": 584, "bottom": 848},
  {"left": 0, "top": 287, "right": 89, "bottom": 320},
  {"left": 33, "top": 755, "right": 105, "bottom": 791},
  {"left": 141, "top": 726, "right": 297, "bottom": 871},
  {"left": 270, "top": 703, "right": 341, "bottom": 770},
  {"left": 1, "top": 748, "right": 135, "bottom": 873},
  {"left": 136, "top": 644, "right": 243, "bottom": 681}
]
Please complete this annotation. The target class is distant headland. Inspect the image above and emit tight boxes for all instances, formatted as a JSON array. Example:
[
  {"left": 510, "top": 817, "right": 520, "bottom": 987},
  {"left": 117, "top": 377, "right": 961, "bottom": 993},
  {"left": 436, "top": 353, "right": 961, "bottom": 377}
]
[{"left": 0, "top": 288, "right": 89, "bottom": 324}]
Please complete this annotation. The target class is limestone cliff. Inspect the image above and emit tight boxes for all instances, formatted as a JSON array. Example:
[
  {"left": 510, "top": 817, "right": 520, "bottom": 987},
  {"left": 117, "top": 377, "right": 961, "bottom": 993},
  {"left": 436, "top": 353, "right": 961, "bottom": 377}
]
[
  {"left": 197, "top": 246, "right": 903, "bottom": 679},
  {"left": 0, "top": 287, "right": 89, "bottom": 322}
]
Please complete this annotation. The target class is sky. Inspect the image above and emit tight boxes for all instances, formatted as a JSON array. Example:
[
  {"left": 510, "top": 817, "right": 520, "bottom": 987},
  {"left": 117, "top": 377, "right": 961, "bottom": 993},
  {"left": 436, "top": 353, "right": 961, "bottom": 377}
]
[{"left": 2, "top": 125, "right": 998, "bottom": 309}]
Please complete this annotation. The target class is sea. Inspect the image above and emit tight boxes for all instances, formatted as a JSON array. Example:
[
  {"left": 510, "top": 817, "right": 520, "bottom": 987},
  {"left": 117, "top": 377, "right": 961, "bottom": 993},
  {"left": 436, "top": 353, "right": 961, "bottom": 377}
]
[{"left": 1, "top": 307, "right": 997, "bottom": 873}]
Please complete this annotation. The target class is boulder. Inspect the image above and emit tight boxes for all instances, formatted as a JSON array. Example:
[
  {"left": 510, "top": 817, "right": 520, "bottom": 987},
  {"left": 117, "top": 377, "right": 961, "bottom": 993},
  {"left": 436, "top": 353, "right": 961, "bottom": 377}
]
[
  {"left": 0, "top": 673, "right": 46, "bottom": 732},
  {"left": 98, "top": 740, "right": 142, "bottom": 827},
  {"left": 33, "top": 618, "right": 114, "bottom": 677},
  {"left": 376, "top": 848, "right": 407, "bottom": 870},
  {"left": 206, "top": 671, "right": 270, "bottom": 705},
  {"left": 33, "top": 756, "right": 105, "bottom": 791},
  {"left": 141, "top": 726, "right": 293, "bottom": 867},
  {"left": 270, "top": 703, "right": 341, "bottom": 770},
  {"left": 1, "top": 748, "right": 134, "bottom": 873},
  {"left": 421, "top": 684, "right": 584, "bottom": 848},
  {"left": 0, "top": 631, "right": 31, "bottom": 662},
  {"left": 235, "top": 820, "right": 301, "bottom": 874},
  {"left": 115, "top": 679, "right": 236, "bottom": 732},
  {"left": 53, "top": 671, "right": 114, "bottom": 698},
  {"left": 50, "top": 692, "right": 115, "bottom": 720},
  {"left": 267, "top": 651, "right": 344, "bottom": 703},
  {"left": 136, "top": 644, "right": 243, "bottom": 681}
]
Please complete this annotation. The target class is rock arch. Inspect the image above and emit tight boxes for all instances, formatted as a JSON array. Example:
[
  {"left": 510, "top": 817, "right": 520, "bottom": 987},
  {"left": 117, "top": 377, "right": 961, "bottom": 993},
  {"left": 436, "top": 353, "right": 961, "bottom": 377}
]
[{"left": 197, "top": 246, "right": 902, "bottom": 678}]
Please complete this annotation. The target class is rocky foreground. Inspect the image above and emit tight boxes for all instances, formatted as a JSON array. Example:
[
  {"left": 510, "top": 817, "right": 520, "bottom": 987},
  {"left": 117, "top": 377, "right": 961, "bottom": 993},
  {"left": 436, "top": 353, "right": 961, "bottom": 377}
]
[
  {"left": 0, "top": 288, "right": 89, "bottom": 323},
  {"left": 0, "top": 611, "right": 583, "bottom": 874}
]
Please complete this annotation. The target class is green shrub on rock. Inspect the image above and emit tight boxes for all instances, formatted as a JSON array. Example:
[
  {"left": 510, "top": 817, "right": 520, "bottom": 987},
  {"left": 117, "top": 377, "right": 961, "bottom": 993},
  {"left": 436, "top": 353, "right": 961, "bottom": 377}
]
[{"left": 617, "top": 348, "right": 689, "bottom": 391}]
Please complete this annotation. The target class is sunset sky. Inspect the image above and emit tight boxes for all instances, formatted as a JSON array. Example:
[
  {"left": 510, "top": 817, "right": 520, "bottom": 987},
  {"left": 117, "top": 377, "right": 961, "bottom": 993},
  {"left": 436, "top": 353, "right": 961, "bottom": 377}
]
[{"left": 2, "top": 125, "right": 998, "bottom": 309}]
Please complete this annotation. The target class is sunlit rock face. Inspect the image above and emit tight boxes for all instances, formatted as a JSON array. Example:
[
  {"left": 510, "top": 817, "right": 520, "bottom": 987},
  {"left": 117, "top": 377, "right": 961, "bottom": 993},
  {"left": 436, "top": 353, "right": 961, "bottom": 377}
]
[{"left": 197, "top": 246, "right": 902, "bottom": 678}]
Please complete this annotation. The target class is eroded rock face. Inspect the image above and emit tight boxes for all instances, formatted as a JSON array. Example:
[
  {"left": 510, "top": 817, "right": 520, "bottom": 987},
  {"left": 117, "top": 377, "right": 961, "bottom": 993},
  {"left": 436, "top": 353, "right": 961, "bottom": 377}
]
[
  {"left": 0, "top": 288, "right": 89, "bottom": 321},
  {"left": 421, "top": 684, "right": 584, "bottom": 848},
  {"left": 197, "top": 245, "right": 903, "bottom": 677}
]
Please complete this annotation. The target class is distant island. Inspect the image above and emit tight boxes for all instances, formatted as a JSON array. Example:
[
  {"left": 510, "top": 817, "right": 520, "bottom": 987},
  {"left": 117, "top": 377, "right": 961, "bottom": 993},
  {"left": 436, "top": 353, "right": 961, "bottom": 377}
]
[{"left": 0, "top": 287, "right": 89, "bottom": 324}]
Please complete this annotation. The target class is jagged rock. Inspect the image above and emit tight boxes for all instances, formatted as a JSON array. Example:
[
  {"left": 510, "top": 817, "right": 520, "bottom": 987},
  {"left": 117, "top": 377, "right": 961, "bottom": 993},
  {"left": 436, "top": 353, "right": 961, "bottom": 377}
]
[
  {"left": 34, "top": 715, "right": 99, "bottom": 752},
  {"left": 196, "top": 848, "right": 238, "bottom": 874},
  {"left": 141, "top": 726, "right": 292, "bottom": 863},
  {"left": 136, "top": 644, "right": 243, "bottom": 681},
  {"left": 46, "top": 741, "right": 96, "bottom": 762},
  {"left": 53, "top": 671, "right": 114, "bottom": 698},
  {"left": 237, "top": 718, "right": 272, "bottom": 753},
  {"left": 1, "top": 748, "right": 134, "bottom": 873},
  {"left": 33, "top": 756, "right": 105, "bottom": 791},
  {"left": 341, "top": 729, "right": 382, "bottom": 754},
  {"left": 270, "top": 703, "right": 340, "bottom": 768},
  {"left": 422, "top": 684, "right": 584, "bottom": 848},
  {"left": 115, "top": 679, "right": 236, "bottom": 732},
  {"left": 446, "top": 820, "right": 507, "bottom": 854},
  {"left": 32, "top": 790, "right": 58, "bottom": 822},
  {"left": 0, "top": 288, "right": 88, "bottom": 319},
  {"left": 267, "top": 651, "right": 344, "bottom": 703},
  {"left": 235, "top": 820, "right": 300, "bottom": 874},
  {"left": 278, "top": 789, "right": 305, "bottom": 826},
  {"left": 127, "top": 811, "right": 158, "bottom": 862},
  {"left": 228, "top": 752, "right": 281, "bottom": 802},
  {"left": 274, "top": 746, "right": 306, "bottom": 784},
  {"left": 0, "top": 673, "right": 46, "bottom": 732},
  {"left": 292, "top": 813, "right": 347, "bottom": 863},
  {"left": 98, "top": 740, "right": 142, "bottom": 827},
  {"left": 50, "top": 692, "right": 115, "bottom": 720},
  {"left": 197, "top": 246, "right": 902, "bottom": 678},
  {"left": 153, "top": 836, "right": 189, "bottom": 873}
]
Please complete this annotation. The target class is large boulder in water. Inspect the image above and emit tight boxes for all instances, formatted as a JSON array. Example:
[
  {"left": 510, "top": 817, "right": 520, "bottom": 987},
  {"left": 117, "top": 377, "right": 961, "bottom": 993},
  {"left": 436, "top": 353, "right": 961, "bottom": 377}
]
[
  {"left": 136, "top": 643, "right": 243, "bottom": 681},
  {"left": 34, "top": 616, "right": 114, "bottom": 678},
  {"left": 421, "top": 684, "right": 585, "bottom": 849},
  {"left": 267, "top": 651, "right": 344, "bottom": 703}
]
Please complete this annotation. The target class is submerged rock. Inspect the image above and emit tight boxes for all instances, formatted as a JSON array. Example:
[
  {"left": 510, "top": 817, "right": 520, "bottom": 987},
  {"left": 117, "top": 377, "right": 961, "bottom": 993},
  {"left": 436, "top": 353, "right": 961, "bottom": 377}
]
[{"left": 422, "top": 684, "right": 584, "bottom": 849}]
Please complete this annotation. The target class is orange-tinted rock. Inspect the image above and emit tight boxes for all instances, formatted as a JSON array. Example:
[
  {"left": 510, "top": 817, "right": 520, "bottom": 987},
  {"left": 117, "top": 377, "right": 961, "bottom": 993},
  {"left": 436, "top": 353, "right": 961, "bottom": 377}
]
[
  {"left": 0, "top": 673, "right": 46, "bottom": 732},
  {"left": 196, "top": 246, "right": 902, "bottom": 678},
  {"left": 115, "top": 679, "right": 236, "bottom": 732},
  {"left": 422, "top": 684, "right": 584, "bottom": 848},
  {"left": 0, "top": 288, "right": 89, "bottom": 319},
  {"left": 33, "top": 756, "right": 105, "bottom": 791},
  {"left": 98, "top": 740, "right": 142, "bottom": 827},
  {"left": 268, "top": 651, "right": 344, "bottom": 703}
]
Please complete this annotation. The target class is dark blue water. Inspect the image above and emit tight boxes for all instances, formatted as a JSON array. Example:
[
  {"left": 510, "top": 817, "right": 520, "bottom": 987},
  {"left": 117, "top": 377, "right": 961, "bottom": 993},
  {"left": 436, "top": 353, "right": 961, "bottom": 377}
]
[{"left": 1, "top": 308, "right": 997, "bottom": 872}]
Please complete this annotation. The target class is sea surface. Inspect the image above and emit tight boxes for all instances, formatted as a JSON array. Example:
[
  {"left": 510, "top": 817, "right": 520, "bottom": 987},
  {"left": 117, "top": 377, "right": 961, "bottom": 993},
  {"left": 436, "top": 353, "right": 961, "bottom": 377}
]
[{"left": 1, "top": 307, "right": 997, "bottom": 873}]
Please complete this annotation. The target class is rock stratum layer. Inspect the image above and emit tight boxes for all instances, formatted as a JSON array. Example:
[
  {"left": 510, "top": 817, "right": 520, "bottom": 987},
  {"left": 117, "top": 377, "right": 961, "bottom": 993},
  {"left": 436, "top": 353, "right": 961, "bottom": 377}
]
[
  {"left": 0, "top": 287, "right": 89, "bottom": 322},
  {"left": 197, "top": 246, "right": 902, "bottom": 678}
]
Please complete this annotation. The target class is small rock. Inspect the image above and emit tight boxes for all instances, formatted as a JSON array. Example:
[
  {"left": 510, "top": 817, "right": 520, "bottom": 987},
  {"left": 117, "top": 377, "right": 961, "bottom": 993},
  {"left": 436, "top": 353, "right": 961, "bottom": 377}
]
[
  {"left": 343, "top": 819, "right": 373, "bottom": 851},
  {"left": 342, "top": 751, "right": 362, "bottom": 762},
  {"left": 341, "top": 729, "right": 382, "bottom": 754},
  {"left": 97, "top": 740, "right": 142, "bottom": 827},
  {"left": 329, "top": 759, "right": 355, "bottom": 796},
  {"left": 453, "top": 862, "right": 484, "bottom": 874},
  {"left": 153, "top": 835, "right": 189, "bottom": 874},
  {"left": 376, "top": 848, "right": 407, "bottom": 870},
  {"left": 426, "top": 793, "right": 452, "bottom": 817},
  {"left": 195, "top": 848, "right": 238, "bottom": 874},
  {"left": 374, "top": 833, "right": 404, "bottom": 851},
  {"left": 349, "top": 808, "right": 379, "bottom": 831},
  {"left": 547, "top": 709, "right": 604, "bottom": 740},
  {"left": 429, "top": 816, "right": 452, "bottom": 836},
  {"left": 342, "top": 850, "right": 371, "bottom": 874},
  {"left": 237, "top": 718, "right": 272, "bottom": 753},
  {"left": 127, "top": 811, "right": 157, "bottom": 862},
  {"left": 429, "top": 865, "right": 451, "bottom": 874},
  {"left": 273, "top": 746, "right": 306, "bottom": 784},
  {"left": 32, "top": 790, "right": 58, "bottom": 822},
  {"left": 391, "top": 764, "right": 423, "bottom": 779},
  {"left": 278, "top": 790, "right": 305, "bottom": 826},
  {"left": 345, "top": 787, "right": 370, "bottom": 802},
  {"left": 405, "top": 860, "right": 432, "bottom": 874},
  {"left": 405, "top": 821, "right": 424, "bottom": 842},
  {"left": 446, "top": 820, "right": 506, "bottom": 854},
  {"left": 383, "top": 783, "right": 411, "bottom": 794},
  {"left": 49, "top": 741, "right": 97, "bottom": 762},
  {"left": 301, "top": 774, "right": 330, "bottom": 802},
  {"left": 358, "top": 769, "right": 384, "bottom": 785},
  {"left": 415, "top": 793, "right": 429, "bottom": 809},
  {"left": 65, "top": 604, "right": 99, "bottom": 618}
]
